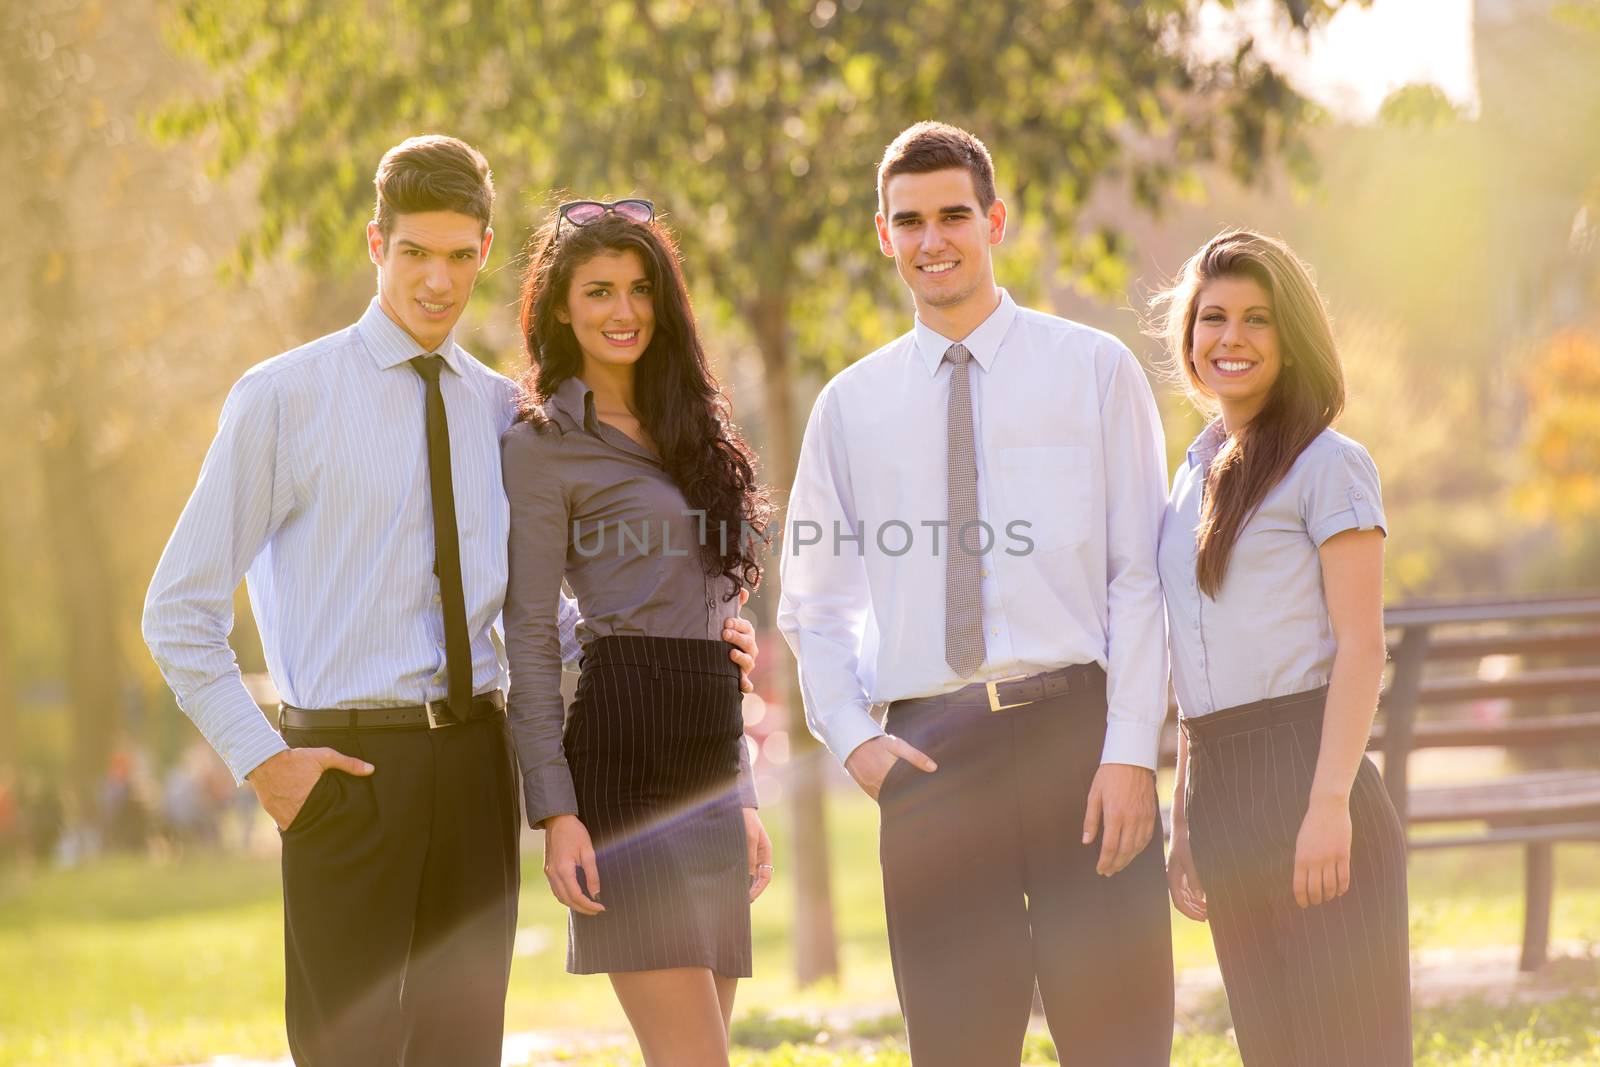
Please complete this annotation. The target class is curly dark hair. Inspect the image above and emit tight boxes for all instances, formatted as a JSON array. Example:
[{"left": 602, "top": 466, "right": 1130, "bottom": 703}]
[{"left": 516, "top": 208, "right": 770, "bottom": 598}]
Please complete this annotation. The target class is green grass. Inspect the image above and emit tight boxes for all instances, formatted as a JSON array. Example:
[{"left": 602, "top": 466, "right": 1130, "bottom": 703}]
[
  {"left": 2, "top": 789, "right": 1599, "bottom": 1065},
  {"left": 504, "top": 996, "right": 1600, "bottom": 1066}
]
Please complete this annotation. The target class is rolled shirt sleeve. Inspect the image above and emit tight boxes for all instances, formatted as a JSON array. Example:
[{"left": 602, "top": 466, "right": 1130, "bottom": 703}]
[
  {"left": 1096, "top": 347, "right": 1171, "bottom": 771},
  {"left": 1303, "top": 442, "right": 1388, "bottom": 545},
  {"left": 141, "top": 369, "right": 295, "bottom": 785},
  {"left": 777, "top": 384, "right": 884, "bottom": 765}
]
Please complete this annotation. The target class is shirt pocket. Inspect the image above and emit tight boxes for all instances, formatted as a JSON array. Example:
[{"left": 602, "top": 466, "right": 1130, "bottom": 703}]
[{"left": 995, "top": 444, "right": 1092, "bottom": 552}]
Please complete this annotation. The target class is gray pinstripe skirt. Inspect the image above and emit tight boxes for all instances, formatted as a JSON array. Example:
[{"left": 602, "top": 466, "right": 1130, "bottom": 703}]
[
  {"left": 562, "top": 635, "right": 751, "bottom": 977},
  {"left": 1184, "top": 686, "right": 1413, "bottom": 1066}
]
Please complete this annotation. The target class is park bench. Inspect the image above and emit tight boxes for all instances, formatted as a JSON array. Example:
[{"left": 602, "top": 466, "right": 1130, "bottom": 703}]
[
  {"left": 1373, "top": 592, "right": 1600, "bottom": 971},
  {"left": 1157, "top": 591, "right": 1600, "bottom": 972}
]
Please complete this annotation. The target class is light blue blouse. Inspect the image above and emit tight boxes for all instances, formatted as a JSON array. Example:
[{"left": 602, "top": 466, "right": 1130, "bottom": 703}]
[{"left": 1158, "top": 421, "right": 1386, "bottom": 719}]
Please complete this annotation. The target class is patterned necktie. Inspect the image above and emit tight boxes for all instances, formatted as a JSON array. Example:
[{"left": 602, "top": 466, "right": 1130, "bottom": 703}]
[
  {"left": 411, "top": 354, "right": 472, "bottom": 720},
  {"left": 944, "top": 343, "right": 986, "bottom": 677}
]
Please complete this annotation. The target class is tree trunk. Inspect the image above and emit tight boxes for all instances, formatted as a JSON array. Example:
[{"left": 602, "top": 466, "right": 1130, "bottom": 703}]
[
  {"left": 29, "top": 192, "right": 124, "bottom": 819},
  {"left": 750, "top": 287, "right": 841, "bottom": 985}
]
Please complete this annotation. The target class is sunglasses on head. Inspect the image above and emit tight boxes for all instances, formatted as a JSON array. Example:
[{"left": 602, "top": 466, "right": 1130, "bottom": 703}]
[{"left": 555, "top": 198, "right": 655, "bottom": 238}]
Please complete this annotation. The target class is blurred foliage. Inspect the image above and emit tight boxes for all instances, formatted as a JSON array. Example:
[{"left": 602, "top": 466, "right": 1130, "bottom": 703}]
[
  {"left": 152, "top": 0, "right": 1356, "bottom": 399},
  {"left": 1378, "top": 83, "right": 1463, "bottom": 130},
  {"left": 1516, "top": 330, "right": 1600, "bottom": 526},
  {"left": 5, "top": 0, "right": 348, "bottom": 801},
  {"left": 1335, "top": 314, "right": 1510, "bottom": 596}
]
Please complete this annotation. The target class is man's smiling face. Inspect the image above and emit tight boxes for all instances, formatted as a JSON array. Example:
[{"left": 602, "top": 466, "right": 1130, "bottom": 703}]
[
  {"left": 876, "top": 167, "right": 1004, "bottom": 316},
  {"left": 367, "top": 210, "right": 493, "bottom": 352}
]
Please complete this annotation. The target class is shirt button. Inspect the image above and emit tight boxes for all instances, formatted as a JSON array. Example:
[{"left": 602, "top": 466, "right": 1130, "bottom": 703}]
[
  {"left": 980, "top": 568, "right": 990, "bottom": 579},
  {"left": 432, "top": 592, "right": 442, "bottom": 604},
  {"left": 991, "top": 627, "right": 1001, "bottom": 636},
  {"left": 1353, "top": 490, "right": 1365, "bottom": 499}
]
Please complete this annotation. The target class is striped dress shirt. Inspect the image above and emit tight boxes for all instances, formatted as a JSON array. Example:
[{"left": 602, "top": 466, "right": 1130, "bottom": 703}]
[{"left": 143, "top": 297, "right": 580, "bottom": 784}]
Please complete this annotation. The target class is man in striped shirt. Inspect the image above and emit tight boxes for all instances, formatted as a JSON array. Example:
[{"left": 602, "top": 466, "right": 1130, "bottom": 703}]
[{"left": 142, "top": 135, "right": 758, "bottom": 1066}]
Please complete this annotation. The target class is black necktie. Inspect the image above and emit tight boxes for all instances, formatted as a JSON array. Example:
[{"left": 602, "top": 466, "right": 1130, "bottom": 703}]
[{"left": 411, "top": 355, "right": 471, "bottom": 720}]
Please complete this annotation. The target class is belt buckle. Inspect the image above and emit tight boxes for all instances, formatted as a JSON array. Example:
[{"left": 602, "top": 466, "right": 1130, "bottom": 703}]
[
  {"left": 984, "top": 674, "right": 1033, "bottom": 714},
  {"left": 423, "top": 700, "right": 455, "bottom": 730}
]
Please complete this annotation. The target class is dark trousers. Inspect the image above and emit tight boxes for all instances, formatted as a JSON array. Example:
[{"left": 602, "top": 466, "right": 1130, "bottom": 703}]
[
  {"left": 1185, "top": 688, "right": 1413, "bottom": 1067},
  {"left": 879, "top": 671, "right": 1174, "bottom": 1067},
  {"left": 279, "top": 713, "right": 520, "bottom": 1067}
]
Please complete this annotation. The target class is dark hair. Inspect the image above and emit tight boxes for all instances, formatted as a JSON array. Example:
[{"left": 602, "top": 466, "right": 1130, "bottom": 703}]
[
  {"left": 516, "top": 209, "right": 770, "bottom": 597},
  {"left": 1148, "top": 229, "right": 1346, "bottom": 597},
  {"left": 373, "top": 135, "right": 494, "bottom": 242},
  {"left": 877, "top": 121, "right": 998, "bottom": 216}
]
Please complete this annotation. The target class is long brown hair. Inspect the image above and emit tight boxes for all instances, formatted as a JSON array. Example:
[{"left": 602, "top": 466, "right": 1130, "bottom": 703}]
[
  {"left": 1149, "top": 230, "right": 1345, "bottom": 596},
  {"left": 516, "top": 208, "right": 770, "bottom": 598}
]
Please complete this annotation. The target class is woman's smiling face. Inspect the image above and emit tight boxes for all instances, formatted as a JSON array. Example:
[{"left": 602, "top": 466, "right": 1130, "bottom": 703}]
[
  {"left": 557, "top": 249, "right": 656, "bottom": 371},
  {"left": 1190, "top": 273, "right": 1282, "bottom": 426}
]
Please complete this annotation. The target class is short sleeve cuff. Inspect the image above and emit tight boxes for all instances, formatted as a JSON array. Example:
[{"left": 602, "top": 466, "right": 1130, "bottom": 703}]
[
  {"left": 1100, "top": 718, "right": 1160, "bottom": 771},
  {"left": 524, "top": 766, "right": 580, "bottom": 829},
  {"left": 1309, "top": 489, "right": 1387, "bottom": 546}
]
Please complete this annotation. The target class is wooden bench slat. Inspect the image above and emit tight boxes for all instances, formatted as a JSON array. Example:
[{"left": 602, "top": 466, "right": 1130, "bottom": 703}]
[
  {"left": 1385, "top": 595, "right": 1600, "bottom": 628},
  {"left": 1407, "top": 771, "right": 1600, "bottom": 823},
  {"left": 1366, "top": 711, "right": 1600, "bottom": 750},
  {"left": 1157, "top": 713, "right": 1600, "bottom": 761},
  {"left": 1413, "top": 667, "right": 1600, "bottom": 705},
  {"left": 1424, "top": 625, "right": 1600, "bottom": 660},
  {"left": 1407, "top": 821, "right": 1600, "bottom": 850}
]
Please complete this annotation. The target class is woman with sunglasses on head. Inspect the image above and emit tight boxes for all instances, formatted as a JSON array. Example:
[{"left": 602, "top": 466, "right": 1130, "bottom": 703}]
[
  {"left": 500, "top": 198, "right": 774, "bottom": 1067},
  {"left": 1153, "top": 230, "right": 1412, "bottom": 1066}
]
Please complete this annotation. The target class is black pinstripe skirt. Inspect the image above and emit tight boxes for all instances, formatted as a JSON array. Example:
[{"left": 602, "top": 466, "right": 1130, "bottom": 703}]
[
  {"left": 1184, "top": 686, "right": 1413, "bottom": 1066},
  {"left": 562, "top": 635, "right": 751, "bottom": 977}
]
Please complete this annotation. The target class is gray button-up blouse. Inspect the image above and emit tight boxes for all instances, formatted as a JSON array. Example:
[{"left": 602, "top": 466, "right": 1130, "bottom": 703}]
[
  {"left": 1158, "top": 421, "right": 1387, "bottom": 719},
  {"left": 501, "top": 376, "right": 755, "bottom": 826}
]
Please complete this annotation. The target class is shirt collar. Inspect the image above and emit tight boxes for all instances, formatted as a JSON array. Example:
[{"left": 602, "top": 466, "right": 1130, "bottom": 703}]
[
  {"left": 550, "top": 375, "right": 601, "bottom": 435},
  {"left": 357, "top": 297, "right": 465, "bottom": 375},
  {"left": 1186, "top": 418, "right": 1229, "bottom": 471},
  {"left": 549, "top": 376, "right": 661, "bottom": 464},
  {"left": 913, "top": 289, "right": 1020, "bottom": 377}
]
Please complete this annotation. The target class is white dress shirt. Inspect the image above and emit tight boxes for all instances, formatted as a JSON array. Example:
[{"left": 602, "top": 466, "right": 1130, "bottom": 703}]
[
  {"left": 777, "top": 290, "right": 1170, "bottom": 769},
  {"left": 143, "top": 297, "right": 581, "bottom": 784}
]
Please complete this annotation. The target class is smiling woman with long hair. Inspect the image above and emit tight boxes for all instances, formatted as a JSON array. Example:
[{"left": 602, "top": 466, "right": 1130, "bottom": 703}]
[
  {"left": 1153, "top": 230, "right": 1412, "bottom": 1066},
  {"left": 500, "top": 200, "right": 772, "bottom": 1067}
]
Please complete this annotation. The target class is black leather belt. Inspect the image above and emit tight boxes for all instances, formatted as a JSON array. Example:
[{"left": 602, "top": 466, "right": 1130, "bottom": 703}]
[
  {"left": 279, "top": 690, "right": 505, "bottom": 731},
  {"left": 901, "top": 662, "right": 1104, "bottom": 714}
]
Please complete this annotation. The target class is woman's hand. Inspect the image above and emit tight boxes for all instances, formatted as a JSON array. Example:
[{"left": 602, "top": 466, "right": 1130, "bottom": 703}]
[
  {"left": 744, "top": 808, "right": 773, "bottom": 902},
  {"left": 726, "top": 588, "right": 759, "bottom": 693},
  {"left": 542, "top": 813, "right": 604, "bottom": 915},
  {"left": 1166, "top": 817, "right": 1208, "bottom": 922},
  {"left": 1292, "top": 796, "right": 1352, "bottom": 908}
]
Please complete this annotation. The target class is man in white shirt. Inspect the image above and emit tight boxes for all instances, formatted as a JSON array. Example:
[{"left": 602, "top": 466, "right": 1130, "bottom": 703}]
[{"left": 778, "top": 121, "right": 1174, "bottom": 1065}]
